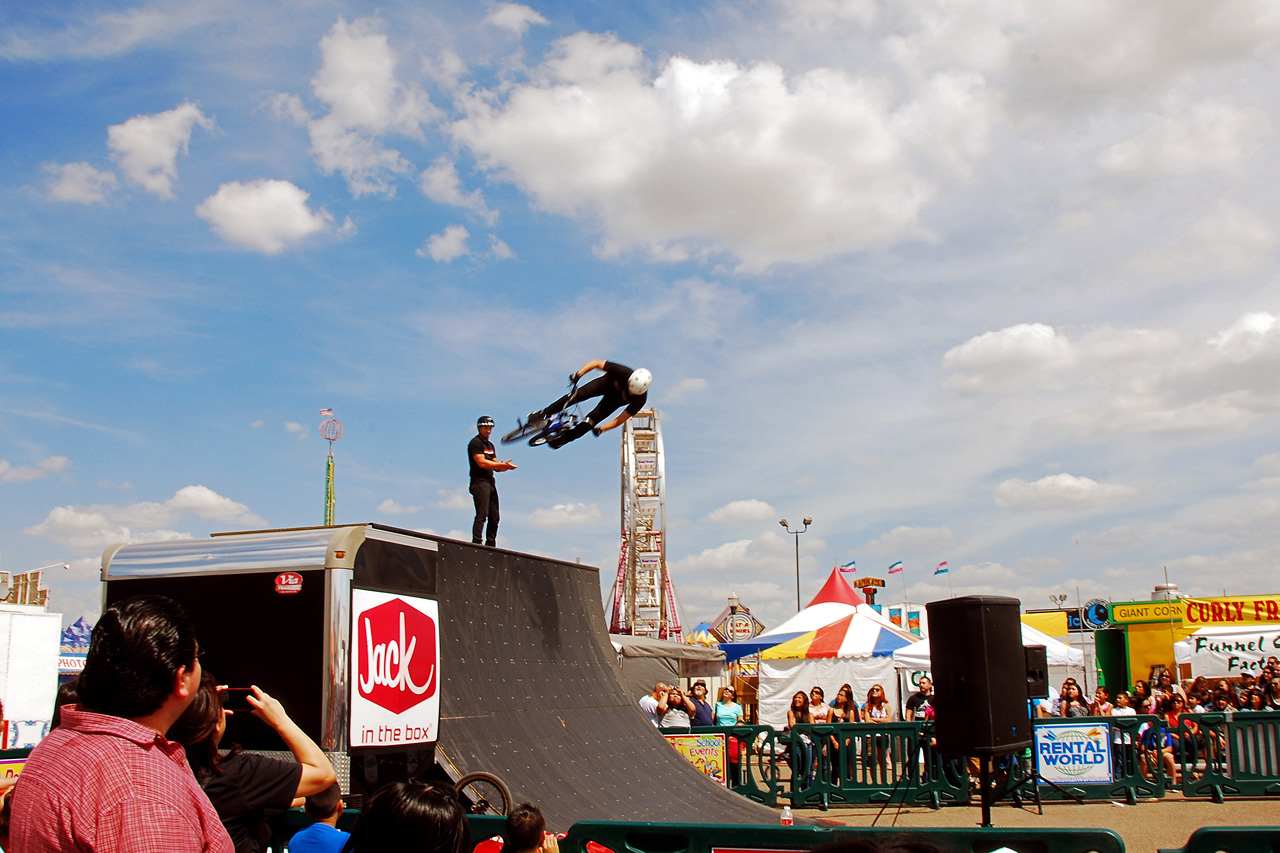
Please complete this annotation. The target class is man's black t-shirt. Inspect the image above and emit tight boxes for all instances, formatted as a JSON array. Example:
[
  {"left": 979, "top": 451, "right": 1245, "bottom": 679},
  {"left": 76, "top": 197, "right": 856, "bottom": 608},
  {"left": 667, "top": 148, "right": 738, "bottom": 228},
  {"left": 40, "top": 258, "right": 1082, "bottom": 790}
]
[
  {"left": 905, "top": 691, "right": 933, "bottom": 720},
  {"left": 601, "top": 361, "right": 647, "bottom": 415},
  {"left": 468, "top": 435, "right": 496, "bottom": 483}
]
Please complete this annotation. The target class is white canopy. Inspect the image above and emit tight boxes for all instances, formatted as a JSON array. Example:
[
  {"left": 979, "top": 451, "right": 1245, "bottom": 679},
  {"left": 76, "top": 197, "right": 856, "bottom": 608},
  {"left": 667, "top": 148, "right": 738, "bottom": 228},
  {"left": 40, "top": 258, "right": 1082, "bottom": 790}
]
[{"left": 892, "top": 622, "right": 1084, "bottom": 668}]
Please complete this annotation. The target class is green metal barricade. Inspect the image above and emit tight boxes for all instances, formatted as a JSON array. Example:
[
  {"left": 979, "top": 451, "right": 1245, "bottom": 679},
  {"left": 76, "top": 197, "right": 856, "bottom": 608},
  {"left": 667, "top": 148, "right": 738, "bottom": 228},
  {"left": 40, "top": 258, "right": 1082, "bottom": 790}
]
[
  {"left": 785, "top": 722, "right": 969, "bottom": 809},
  {"left": 1180, "top": 710, "right": 1280, "bottom": 801},
  {"left": 1158, "top": 826, "right": 1280, "bottom": 853},
  {"left": 562, "top": 820, "right": 1125, "bottom": 853}
]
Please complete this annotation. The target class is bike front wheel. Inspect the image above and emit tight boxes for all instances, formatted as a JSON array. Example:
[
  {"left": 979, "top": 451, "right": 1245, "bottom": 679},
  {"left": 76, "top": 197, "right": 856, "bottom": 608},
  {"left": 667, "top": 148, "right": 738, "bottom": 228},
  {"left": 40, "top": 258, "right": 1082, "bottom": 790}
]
[{"left": 456, "top": 771, "right": 512, "bottom": 816}]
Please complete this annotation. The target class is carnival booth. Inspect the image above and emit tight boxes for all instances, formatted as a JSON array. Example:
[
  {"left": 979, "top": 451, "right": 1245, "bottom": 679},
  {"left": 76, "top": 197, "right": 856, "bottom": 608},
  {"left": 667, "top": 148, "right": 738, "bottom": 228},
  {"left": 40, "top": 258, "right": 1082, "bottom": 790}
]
[
  {"left": 755, "top": 570, "right": 918, "bottom": 728},
  {"left": 1174, "top": 625, "right": 1280, "bottom": 678}
]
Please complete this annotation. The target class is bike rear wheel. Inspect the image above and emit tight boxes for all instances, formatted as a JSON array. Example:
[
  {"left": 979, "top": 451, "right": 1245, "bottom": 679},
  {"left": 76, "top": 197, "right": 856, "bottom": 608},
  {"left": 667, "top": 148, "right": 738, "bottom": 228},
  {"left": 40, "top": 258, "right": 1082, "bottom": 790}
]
[{"left": 456, "top": 771, "right": 512, "bottom": 816}]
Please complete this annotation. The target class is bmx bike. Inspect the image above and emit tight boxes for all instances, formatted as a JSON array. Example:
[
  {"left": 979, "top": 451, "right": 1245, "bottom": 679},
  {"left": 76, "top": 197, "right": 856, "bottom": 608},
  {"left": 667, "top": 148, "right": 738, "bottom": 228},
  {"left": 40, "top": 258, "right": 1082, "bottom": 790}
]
[
  {"left": 501, "top": 378, "right": 582, "bottom": 448},
  {"left": 454, "top": 770, "right": 513, "bottom": 816}
]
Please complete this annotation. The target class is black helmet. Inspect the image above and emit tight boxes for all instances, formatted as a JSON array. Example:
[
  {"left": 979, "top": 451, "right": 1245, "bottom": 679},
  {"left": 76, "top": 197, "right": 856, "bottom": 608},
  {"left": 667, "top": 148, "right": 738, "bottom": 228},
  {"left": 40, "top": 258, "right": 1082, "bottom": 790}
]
[{"left": 477, "top": 416, "right": 494, "bottom": 427}]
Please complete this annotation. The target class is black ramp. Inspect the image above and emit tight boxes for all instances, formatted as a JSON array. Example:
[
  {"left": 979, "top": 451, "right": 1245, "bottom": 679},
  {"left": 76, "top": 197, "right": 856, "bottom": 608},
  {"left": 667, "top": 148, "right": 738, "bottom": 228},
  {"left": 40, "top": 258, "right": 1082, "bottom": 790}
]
[{"left": 434, "top": 540, "right": 779, "bottom": 827}]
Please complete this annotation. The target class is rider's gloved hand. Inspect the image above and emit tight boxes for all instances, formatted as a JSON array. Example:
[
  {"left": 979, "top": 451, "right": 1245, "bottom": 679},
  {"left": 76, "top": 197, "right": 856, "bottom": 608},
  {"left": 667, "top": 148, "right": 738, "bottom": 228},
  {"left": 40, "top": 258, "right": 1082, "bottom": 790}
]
[{"left": 592, "top": 426, "right": 602, "bottom": 436}]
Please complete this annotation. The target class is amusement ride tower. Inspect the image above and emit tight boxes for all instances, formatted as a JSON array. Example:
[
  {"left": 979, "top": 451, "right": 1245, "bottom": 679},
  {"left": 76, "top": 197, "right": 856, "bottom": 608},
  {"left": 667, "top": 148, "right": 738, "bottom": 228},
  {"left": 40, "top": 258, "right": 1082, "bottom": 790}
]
[{"left": 609, "top": 409, "right": 683, "bottom": 639}]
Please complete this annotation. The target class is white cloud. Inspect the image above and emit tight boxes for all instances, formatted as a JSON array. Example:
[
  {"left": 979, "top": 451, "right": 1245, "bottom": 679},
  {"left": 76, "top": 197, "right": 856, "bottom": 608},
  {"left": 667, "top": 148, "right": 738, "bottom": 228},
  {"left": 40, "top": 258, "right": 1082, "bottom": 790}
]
[
  {"left": 0, "top": 456, "right": 71, "bottom": 483},
  {"left": 107, "top": 102, "right": 213, "bottom": 199},
  {"left": 378, "top": 498, "right": 422, "bottom": 514},
  {"left": 1098, "top": 99, "right": 1270, "bottom": 181},
  {"left": 663, "top": 377, "right": 708, "bottom": 401},
  {"left": 44, "top": 162, "right": 118, "bottom": 204},
  {"left": 305, "top": 17, "right": 439, "bottom": 196},
  {"left": 483, "top": 4, "right": 549, "bottom": 37},
  {"left": 528, "top": 502, "right": 601, "bottom": 527},
  {"left": 450, "top": 32, "right": 961, "bottom": 270},
  {"left": 196, "top": 180, "right": 339, "bottom": 254},
  {"left": 429, "top": 488, "right": 471, "bottom": 510},
  {"left": 706, "top": 499, "right": 776, "bottom": 523},
  {"left": 25, "top": 485, "right": 264, "bottom": 552},
  {"left": 266, "top": 92, "right": 311, "bottom": 126},
  {"left": 488, "top": 235, "right": 515, "bottom": 260},
  {"left": 995, "top": 473, "right": 1138, "bottom": 510},
  {"left": 0, "top": 5, "right": 214, "bottom": 60},
  {"left": 285, "top": 421, "right": 308, "bottom": 439},
  {"left": 418, "top": 157, "right": 495, "bottom": 223},
  {"left": 866, "top": 525, "right": 955, "bottom": 554},
  {"left": 1129, "top": 200, "right": 1277, "bottom": 277},
  {"left": 942, "top": 323, "right": 1075, "bottom": 391},
  {"left": 418, "top": 225, "right": 471, "bottom": 262}
]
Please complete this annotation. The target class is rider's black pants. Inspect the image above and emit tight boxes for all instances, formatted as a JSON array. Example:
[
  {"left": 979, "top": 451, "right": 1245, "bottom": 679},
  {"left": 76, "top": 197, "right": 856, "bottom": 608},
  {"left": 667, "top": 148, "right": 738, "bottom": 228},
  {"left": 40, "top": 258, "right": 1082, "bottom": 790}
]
[
  {"left": 470, "top": 480, "right": 499, "bottom": 546},
  {"left": 543, "top": 375, "right": 622, "bottom": 445}
]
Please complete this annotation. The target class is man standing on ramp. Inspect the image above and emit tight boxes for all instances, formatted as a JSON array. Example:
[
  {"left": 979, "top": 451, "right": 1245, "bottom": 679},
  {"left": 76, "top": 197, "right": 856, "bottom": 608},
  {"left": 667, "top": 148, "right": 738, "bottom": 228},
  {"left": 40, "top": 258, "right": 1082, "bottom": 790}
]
[
  {"left": 527, "top": 360, "right": 651, "bottom": 449},
  {"left": 470, "top": 416, "right": 516, "bottom": 547}
]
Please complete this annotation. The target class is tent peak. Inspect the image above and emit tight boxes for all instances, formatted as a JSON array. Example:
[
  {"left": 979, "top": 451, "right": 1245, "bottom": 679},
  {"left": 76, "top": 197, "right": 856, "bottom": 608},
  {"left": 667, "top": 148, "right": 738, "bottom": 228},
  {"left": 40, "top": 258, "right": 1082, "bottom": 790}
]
[{"left": 808, "top": 568, "right": 866, "bottom": 607}]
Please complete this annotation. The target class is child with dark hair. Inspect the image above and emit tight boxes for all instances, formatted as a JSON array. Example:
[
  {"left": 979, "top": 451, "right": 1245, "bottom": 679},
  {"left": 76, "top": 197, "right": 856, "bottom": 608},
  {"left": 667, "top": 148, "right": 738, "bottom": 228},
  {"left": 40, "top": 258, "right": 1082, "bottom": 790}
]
[
  {"left": 289, "top": 783, "right": 349, "bottom": 853},
  {"left": 342, "top": 781, "right": 470, "bottom": 853},
  {"left": 505, "top": 802, "right": 559, "bottom": 853}
]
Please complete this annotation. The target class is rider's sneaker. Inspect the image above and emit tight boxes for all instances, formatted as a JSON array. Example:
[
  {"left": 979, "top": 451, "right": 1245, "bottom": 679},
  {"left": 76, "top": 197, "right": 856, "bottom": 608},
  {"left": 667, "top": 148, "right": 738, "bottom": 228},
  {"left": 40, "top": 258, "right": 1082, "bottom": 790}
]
[{"left": 527, "top": 410, "right": 548, "bottom": 428}]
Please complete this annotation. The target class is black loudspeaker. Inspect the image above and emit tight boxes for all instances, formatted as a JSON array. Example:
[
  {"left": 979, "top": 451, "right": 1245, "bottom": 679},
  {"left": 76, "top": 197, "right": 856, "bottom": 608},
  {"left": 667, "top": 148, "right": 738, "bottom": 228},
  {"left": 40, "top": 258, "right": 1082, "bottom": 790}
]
[
  {"left": 926, "top": 596, "right": 1032, "bottom": 756},
  {"left": 1025, "top": 645, "right": 1049, "bottom": 700}
]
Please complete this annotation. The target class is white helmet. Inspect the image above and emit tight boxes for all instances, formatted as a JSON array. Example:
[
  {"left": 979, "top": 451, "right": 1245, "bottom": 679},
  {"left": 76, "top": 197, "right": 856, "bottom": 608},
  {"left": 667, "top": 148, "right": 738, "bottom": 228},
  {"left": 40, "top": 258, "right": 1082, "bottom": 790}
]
[{"left": 628, "top": 367, "right": 652, "bottom": 396}]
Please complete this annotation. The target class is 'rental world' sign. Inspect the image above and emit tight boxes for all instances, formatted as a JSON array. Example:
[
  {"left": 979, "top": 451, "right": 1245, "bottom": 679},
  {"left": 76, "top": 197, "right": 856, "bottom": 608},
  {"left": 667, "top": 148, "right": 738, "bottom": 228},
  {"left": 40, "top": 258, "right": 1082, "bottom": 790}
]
[{"left": 350, "top": 589, "right": 440, "bottom": 748}]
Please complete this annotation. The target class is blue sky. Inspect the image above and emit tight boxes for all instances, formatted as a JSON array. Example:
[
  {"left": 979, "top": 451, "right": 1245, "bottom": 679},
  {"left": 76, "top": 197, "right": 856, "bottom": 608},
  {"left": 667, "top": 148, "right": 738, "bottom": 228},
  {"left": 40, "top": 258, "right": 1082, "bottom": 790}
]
[{"left": 3, "top": 0, "right": 1280, "bottom": 631}]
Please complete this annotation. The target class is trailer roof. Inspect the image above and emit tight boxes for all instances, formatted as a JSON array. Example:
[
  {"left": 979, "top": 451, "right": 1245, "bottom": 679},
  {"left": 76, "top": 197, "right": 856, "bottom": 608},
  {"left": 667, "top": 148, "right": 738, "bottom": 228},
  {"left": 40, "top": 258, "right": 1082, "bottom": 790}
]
[{"left": 101, "top": 524, "right": 436, "bottom": 579}]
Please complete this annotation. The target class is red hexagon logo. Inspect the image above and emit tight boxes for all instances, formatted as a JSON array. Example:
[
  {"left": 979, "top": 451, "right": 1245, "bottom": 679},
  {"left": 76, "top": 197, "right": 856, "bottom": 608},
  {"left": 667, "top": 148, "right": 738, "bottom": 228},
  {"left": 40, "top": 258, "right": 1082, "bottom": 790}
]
[{"left": 355, "top": 597, "right": 437, "bottom": 714}]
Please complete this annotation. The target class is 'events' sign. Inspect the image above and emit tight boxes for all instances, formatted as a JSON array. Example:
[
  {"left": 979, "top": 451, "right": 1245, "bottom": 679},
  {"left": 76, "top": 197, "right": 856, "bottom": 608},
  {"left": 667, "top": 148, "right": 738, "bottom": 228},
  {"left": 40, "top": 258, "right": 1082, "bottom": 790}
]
[{"left": 349, "top": 589, "right": 440, "bottom": 748}]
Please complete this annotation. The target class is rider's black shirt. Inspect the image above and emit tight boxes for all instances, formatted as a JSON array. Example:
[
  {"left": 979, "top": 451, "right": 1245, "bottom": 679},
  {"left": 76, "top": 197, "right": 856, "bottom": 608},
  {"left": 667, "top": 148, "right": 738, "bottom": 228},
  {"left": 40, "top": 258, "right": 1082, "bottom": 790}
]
[
  {"left": 602, "top": 361, "right": 648, "bottom": 414},
  {"left": 468, "top": 435, "right": 497, "bottom": 483}
]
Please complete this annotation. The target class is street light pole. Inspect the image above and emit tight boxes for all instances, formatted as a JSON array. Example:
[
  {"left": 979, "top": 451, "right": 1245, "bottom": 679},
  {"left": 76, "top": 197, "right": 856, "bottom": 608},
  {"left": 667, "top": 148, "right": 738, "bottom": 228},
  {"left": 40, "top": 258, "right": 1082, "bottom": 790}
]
[{"left": 778, "top": 517, "right": 812, "bottom": 612}]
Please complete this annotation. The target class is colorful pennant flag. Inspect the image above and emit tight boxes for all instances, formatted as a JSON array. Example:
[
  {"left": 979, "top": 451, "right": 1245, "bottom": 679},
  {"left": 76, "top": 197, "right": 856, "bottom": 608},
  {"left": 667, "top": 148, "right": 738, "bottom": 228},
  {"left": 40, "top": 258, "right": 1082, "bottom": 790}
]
[
  {"left": 888, "top": 561, "right": 903, "bottom": 574},
  {"left": 838, "top": 560, "right": 856, "bottom": 573},
  {"left": 935, "top": 561, "right": 949, "bottom": 575}
]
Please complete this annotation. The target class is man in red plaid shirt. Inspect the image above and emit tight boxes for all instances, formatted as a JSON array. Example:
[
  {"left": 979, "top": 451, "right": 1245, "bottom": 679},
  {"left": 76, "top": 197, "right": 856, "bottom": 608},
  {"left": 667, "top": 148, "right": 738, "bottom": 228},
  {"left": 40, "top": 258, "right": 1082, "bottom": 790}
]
[{"left": 11, "top": 595, "right": 233, "bottom": 852}]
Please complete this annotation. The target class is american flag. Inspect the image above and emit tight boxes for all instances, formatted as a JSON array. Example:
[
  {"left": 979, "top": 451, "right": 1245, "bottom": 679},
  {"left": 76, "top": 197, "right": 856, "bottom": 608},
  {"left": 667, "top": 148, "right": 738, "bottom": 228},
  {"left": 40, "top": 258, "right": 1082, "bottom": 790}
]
[{"left": 319, "top": 408, "right": 334, "bottom": 417}]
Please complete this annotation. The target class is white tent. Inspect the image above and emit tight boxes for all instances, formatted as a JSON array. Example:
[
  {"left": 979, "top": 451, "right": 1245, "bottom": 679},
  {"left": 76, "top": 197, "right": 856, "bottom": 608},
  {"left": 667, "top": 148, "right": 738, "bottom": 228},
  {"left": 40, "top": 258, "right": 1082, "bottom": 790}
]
[
  {"left": 1173, "top": 625, "right": 1280, "bottom": 677},
  {"left": 756, "top": 570, "right": 918, "bottom": 728},
  {"left": 893, "top": 622, "right": 1084, "bottom": 669}
]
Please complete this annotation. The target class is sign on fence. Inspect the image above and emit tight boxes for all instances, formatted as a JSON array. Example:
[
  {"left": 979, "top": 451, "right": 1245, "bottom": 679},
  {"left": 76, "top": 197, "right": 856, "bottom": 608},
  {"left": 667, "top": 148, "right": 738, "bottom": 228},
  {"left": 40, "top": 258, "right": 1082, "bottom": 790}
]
[
  {"left": 665, "top": 732, "right": 728, "bottom": 787},
  {"left": 1035, "top": 722, "right": 1112, "bottom": 785}
]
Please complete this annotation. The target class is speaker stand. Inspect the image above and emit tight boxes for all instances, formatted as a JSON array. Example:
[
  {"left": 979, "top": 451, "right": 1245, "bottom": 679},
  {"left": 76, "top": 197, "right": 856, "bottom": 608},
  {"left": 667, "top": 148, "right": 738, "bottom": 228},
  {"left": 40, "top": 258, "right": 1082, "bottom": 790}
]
[{"left": 976, "top": 752, "right": 1084, "bottom": 826}]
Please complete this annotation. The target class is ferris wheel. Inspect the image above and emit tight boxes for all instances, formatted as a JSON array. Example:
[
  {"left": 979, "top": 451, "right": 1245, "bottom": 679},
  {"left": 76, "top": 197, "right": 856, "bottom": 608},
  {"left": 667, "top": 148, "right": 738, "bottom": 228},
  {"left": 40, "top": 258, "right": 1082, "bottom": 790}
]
[{"left": 608, "top": 409, "right": 683, "bottom": 640}]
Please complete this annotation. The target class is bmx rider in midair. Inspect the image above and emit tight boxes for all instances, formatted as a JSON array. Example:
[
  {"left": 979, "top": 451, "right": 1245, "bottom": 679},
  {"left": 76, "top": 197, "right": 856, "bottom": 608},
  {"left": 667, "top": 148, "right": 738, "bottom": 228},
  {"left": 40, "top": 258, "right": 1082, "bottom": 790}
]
[{"left": 528, "top": 360, "right": 651, "bottom": 448}]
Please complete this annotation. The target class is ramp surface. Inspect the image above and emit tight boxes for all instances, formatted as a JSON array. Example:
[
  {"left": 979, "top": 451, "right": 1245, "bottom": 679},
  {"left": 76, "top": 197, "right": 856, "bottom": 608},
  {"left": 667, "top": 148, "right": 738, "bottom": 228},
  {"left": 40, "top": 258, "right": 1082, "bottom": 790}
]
[{"left": 434, "top": 539, "right": 778, "bottom": 827}]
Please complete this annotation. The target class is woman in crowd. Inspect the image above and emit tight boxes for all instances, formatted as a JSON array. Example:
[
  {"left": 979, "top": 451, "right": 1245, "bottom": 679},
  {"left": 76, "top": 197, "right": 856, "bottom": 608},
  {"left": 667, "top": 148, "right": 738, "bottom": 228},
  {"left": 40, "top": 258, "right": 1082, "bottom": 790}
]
[
  {"left": 1090, "top": 685, "right": 1113, "bottom": 716},
  {"left": 861, "top": 685, "right": 893, "bottom": 778},
  {"left": 1242, "top": 688, "right": 1267, "bottom": 711},
  {"left": 1053, "top": 679, "right": 1091, "bottom": 717},
  {"left": 863, "top": 685, "right": 892, "bottom": 722},
  {"left": 170, "top": 672, "right": 336, "bottom": 853},
  {"left": 1150, "top": 668, "right": 1185, "bottom": 711},
  {"left": 828, "top": 684, "right": 860, "bottom": 781},
  {"left": 659, "top": 686, "right": 696, "bottom": 728},
  {"left": 714, "top": 687, "right": 744, "bottom": 786},
  {"left": 1153, "top": 694, "right": 1200, "bottom": 785},
  {"left": 786, "top": 691, "right": 815, "bottom": 789},
  {"left": 343, "top": 781, "right": 470, "bottom": 853},
  {"left": 1132, "top": 680, "right": 1154, "bottom": 714}
]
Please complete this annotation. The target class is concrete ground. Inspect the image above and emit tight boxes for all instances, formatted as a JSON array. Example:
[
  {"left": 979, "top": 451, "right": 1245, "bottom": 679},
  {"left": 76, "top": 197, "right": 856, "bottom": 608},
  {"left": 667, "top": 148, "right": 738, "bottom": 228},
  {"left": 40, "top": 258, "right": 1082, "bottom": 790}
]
[{"left": 796, "top": 794, "right": 1278, "bottom": 852}]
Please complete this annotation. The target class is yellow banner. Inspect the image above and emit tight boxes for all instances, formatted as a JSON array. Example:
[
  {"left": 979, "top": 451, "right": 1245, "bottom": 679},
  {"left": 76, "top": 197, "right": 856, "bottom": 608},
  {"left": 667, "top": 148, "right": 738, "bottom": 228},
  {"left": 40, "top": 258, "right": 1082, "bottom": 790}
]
[{"left": 1182, "top": 595, "right": 1280, "bottom": 627}]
